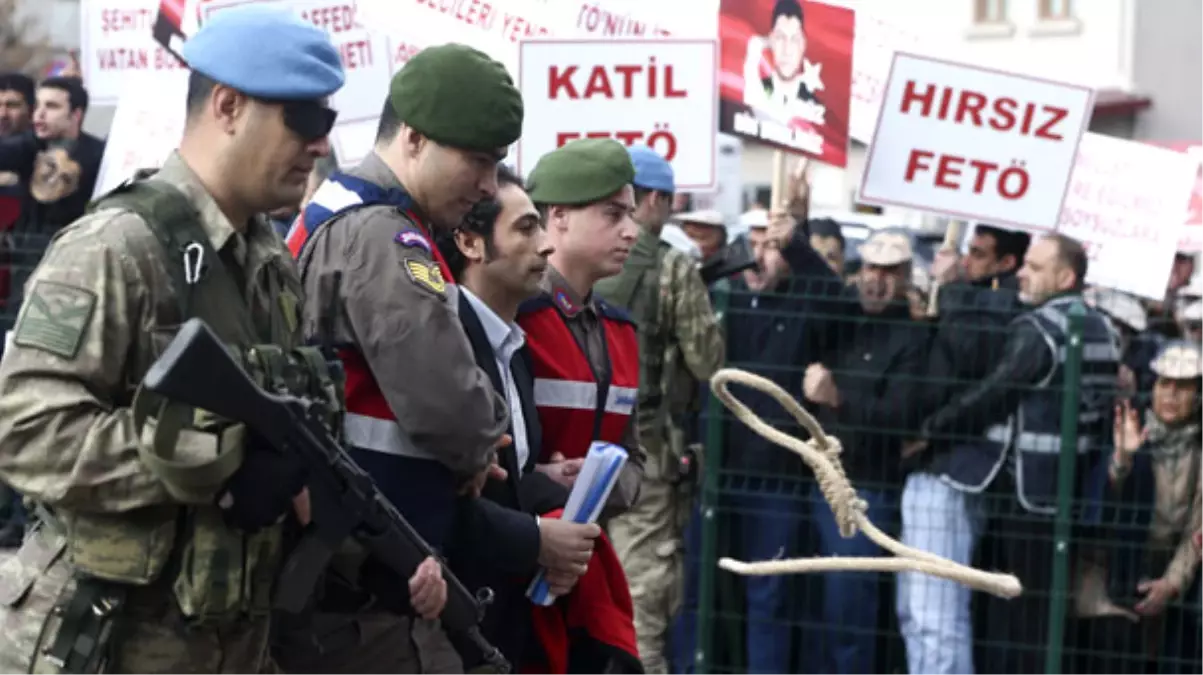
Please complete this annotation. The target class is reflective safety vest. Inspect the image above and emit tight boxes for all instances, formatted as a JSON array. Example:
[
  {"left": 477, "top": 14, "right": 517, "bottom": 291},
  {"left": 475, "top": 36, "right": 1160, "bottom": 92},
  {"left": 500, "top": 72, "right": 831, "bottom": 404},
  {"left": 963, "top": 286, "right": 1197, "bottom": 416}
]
[
  {"left": 518, "top": 295, "right": 640, "bottom": 461},
  {"left": 291, "top": 172, "right": 452, "bottom": 461}
]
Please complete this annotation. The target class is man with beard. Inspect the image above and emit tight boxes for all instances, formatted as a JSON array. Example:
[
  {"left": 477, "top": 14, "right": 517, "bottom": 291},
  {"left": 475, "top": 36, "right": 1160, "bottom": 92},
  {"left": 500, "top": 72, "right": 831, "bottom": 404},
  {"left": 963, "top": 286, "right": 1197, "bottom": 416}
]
[{"left": 801, "top": 229, "right": 930, "bottom": 674}]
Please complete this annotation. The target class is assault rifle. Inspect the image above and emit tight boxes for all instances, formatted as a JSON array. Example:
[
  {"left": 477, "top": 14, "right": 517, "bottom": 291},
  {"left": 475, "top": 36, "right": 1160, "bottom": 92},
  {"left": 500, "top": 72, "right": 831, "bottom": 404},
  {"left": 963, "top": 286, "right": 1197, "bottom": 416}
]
[{"left": 142, "top": 318, "right": 510, "bottom": 673}]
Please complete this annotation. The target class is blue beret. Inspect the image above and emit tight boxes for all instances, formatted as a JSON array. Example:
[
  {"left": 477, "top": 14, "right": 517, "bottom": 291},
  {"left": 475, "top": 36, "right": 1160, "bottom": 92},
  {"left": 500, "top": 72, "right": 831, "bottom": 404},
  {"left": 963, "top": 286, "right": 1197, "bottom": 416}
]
[
  {"left": 627, "top": 145, "right": 675, "bottom": 193},
  {"left": 183, "top": 5, "right": 345, "bottom": 100}
]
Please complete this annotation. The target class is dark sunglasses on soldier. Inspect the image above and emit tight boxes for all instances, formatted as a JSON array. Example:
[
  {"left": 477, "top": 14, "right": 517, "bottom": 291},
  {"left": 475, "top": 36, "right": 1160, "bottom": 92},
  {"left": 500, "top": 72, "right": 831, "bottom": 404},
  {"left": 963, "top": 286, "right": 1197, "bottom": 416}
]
[{"left": 279, "top": 100, "right": 338, "bottom": 142}]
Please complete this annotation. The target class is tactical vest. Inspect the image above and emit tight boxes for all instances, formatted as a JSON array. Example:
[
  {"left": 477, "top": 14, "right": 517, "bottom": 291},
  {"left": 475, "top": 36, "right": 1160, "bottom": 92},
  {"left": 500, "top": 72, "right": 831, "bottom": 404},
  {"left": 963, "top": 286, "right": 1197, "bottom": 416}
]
[
  {"left": 60, "top": 177, "right": 333, "bottom": 614},
  {"left": 517, "top": 295, "right": 640, "bottom": 461},
  {"left": 593, "top": 229, "right": 665, "bottom": 438},
  {"left": 945, "top": 296, "right": 1119, "bottom": 514}
]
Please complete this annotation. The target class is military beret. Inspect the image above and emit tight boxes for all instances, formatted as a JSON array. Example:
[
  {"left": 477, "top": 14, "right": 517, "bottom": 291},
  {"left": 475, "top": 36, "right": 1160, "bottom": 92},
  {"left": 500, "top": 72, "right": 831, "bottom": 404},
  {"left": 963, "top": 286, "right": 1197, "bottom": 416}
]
[
  {"left": 526, "top": 138, "right": 635, "bottom": 206},
  {"left": 390, "top": 44, "right": 523, "bottom": 153},
  {"left": 628, "top": 145, "right": 675, "bottom": 193},
  {"left": 182, "top": 5, "right": 345, "bottom": 100},
  {"left": 1151, "top": 341, "right": 1203, "bottom": 379}
]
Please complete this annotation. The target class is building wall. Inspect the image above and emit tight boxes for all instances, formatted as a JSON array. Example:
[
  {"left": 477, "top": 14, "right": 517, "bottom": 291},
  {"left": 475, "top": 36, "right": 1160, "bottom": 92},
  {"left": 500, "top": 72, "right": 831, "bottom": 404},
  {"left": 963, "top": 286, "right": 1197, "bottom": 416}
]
[{"left": 1130, "top": 0, "right": 1202, "bottom": 142}]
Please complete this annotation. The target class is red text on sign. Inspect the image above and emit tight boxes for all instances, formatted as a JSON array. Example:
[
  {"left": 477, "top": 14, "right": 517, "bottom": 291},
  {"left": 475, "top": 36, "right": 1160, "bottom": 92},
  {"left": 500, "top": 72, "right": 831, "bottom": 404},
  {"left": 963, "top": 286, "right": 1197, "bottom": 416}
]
[
  {"left": 100, "top": 8, "right": 154, "bottom": 33},
  {"left": 576, "top": 3, "right": 671, "bottom": 37},
  {"left": 556, "top": 124, "right": 677, "bottom": 161},
  {"left": 300, "top": 4, "right": 357, "bottom": 33},
  {"left": 548, "top": 59, "right": 687, "bottom": 100},
  {"left": 903, "top": 150, "right": 1031, "bottom": 200},
  {"left": 338, "top": 37, "right": 373, "bottom": 70},
  {"left": 95, "top": 47, "right": 184, "bottom": 71},
  {"left": 900, "top": 81, "right": 1069, "bottom": 141}
]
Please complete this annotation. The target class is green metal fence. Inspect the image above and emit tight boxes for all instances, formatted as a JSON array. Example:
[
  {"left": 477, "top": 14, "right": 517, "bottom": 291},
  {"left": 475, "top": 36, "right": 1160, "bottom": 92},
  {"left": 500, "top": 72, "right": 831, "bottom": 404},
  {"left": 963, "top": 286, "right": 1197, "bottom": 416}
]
[{"left": 683, "top": 282, "right": 1202, "bottom": 675}]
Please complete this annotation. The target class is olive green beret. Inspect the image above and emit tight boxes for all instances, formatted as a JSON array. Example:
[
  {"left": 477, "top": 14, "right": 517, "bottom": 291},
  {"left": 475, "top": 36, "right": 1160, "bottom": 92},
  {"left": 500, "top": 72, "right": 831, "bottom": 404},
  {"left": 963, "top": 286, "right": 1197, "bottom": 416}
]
[
  {"left": 389, "top": 43, "right": 523, "bottom": 153},
  {"left": 526, "top": 138, "right": 636, "bottom": 206}
]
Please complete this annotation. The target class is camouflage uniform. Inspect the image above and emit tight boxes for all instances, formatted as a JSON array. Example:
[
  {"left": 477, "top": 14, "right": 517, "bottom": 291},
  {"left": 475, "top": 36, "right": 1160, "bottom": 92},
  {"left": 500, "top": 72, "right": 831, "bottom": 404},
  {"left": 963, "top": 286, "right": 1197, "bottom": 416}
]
[
  {"left": 0, "top": 153, "right": 304, "bottom": 673},
  {"left": 602, "top": 229, "right": 724, "bottom": 674}
]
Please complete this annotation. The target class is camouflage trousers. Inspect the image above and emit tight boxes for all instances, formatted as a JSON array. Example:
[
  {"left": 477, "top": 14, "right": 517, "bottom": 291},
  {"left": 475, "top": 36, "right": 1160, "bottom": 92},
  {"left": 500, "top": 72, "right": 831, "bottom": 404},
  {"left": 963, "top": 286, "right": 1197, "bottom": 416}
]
[
  {"left": 107, "top": 610, "right": 274, "bottom": 673},
  {"left": 608, "top": 477, "right": 692, "bottom": 675}
]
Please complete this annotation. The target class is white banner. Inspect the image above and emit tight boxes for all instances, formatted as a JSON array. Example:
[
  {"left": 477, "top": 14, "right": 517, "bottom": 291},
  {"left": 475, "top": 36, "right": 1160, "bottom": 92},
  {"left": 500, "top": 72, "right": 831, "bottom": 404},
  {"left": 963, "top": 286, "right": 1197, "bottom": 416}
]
[
  {"left": 92, "top": 70, "right": 189, "bottom": 197},
  {"left": 1056, "top": 133, "right": 1197, "bottom": 300},
  {"left": 516, "top": 39, "right": 717, "bottom": 189},
  {"left": 81, "top": 0, "right": 192, "bottom": 105}
]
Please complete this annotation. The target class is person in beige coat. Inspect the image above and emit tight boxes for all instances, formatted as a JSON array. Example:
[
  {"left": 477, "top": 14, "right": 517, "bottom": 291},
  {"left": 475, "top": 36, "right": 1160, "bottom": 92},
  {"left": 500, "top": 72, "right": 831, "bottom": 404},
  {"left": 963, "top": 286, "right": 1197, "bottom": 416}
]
[{"left": 1075, "top": 341, "right": 1202, "bottom": 673}]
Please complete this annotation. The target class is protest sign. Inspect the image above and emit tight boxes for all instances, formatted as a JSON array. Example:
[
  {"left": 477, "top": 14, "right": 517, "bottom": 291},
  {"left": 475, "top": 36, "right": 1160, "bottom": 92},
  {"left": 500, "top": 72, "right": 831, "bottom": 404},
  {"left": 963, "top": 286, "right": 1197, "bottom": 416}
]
[
  {"left": 1146, "top": 142, "right": 1203, "bottom": 254},
  {"left": 848, "top": 11, "right": 929, "bottom": 145},
  {"left": 716, "top": 0, "right": 854, "bottom": 167},
  {"left": 92, "top": 70, "right": 190, "bottom": 197},
  {"left": 1056, "top": 133, "right": 1198, "bottom": 300},
  {"left": 516, "top": 39, "right": 718, "bottom": 189},
  {"left": 859, "top": 52, "right": 1094, "bottom": 232},
  {"left": 82, "top": 0, "right": 191, "bottom": 105}
]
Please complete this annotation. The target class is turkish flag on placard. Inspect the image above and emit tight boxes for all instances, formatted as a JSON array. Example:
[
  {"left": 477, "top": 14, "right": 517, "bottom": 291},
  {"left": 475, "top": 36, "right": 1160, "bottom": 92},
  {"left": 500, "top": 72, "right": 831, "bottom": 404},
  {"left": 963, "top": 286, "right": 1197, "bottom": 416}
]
[{"left": 717, "top": 0, "right": 855, "bottom": 167}]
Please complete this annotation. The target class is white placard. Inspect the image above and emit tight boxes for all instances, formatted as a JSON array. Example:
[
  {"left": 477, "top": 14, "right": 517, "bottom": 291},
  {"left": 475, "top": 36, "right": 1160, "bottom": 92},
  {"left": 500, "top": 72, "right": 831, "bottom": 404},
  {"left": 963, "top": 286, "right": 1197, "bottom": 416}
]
[
  {"left": 859, "top": 52, "right": 1095, "bottom": 231},
  {"left": 81, "top": 0, "right": 192, "bottom": 105},
  {"left": 1056, "top": 133, "right": 1197, "bottom": 300},
  {"left": 516, "top": 39, "right": 718, "bottom": 190},
  {"left": 92, "top": 70, "right": 190, "bottom": 198}
]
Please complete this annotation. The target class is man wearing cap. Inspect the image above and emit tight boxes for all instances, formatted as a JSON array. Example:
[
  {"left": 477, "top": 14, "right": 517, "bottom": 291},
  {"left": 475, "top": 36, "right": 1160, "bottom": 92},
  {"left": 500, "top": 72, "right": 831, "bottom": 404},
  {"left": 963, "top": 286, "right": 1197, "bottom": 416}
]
[
  {"left": 676, "top": 209, "right": 728, "bottom": 261},
  {"left": 517, "top": 138, "right": 647, "bottom": 513},
  {"left": 593, "top": 146, "right": 724, "bottom": 674},
  {"left": 800, "top": 228, "right": 929, "bottom": 674},
  {"left": 0, "top": 6, "right": 357, "bottom": 672}
]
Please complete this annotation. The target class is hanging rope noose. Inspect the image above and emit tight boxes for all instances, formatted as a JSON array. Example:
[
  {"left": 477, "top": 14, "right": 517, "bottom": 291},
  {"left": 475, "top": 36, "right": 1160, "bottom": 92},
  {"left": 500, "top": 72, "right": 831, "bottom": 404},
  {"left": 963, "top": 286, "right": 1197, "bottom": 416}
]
[{"left": 710, "top": 368, "right": 1023, "bottom": 599}]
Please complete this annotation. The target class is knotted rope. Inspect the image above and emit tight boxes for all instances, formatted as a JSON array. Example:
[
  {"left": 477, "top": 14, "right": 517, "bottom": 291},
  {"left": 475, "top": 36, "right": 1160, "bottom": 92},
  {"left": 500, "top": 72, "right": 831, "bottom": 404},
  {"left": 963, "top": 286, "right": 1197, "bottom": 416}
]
[{"left": 710, "top": 368, "right": 1023, "bottom": 599}]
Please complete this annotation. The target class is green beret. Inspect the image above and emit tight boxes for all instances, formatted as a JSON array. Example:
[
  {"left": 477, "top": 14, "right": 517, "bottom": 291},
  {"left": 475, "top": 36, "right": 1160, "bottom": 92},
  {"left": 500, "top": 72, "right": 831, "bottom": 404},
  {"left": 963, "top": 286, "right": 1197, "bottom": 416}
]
[
  {"left": 526, "top": 139, "right": 636, "bottom": 206},
  {"left": 389, "top": 44, "right": 523, "bottom": 153}
]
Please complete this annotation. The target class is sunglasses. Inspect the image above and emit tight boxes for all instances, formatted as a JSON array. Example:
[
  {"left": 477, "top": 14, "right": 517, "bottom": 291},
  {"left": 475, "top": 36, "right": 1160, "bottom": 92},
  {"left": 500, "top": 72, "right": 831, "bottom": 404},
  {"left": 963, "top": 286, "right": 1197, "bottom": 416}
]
[{"left": 278, "top": 100, "right": 338, "bottom": 142}]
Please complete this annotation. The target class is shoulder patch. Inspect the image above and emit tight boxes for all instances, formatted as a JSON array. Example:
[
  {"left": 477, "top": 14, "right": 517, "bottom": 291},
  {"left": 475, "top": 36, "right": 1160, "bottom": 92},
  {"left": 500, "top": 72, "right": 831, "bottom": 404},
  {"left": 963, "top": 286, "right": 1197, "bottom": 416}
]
[
  {"left": 404, "top": 259, "right": 447, "bottom": 296},
  {"left": 395, "top": 229, "right": 432, "bottom": 253},
  {"left": 13, "top": 280, "right": 97, "bottom": 359}
]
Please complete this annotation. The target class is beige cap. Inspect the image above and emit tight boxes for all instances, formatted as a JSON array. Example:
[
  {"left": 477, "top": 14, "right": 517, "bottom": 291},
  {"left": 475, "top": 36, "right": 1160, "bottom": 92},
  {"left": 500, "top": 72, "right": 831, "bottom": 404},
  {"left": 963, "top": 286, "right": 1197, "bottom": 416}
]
[
  {"left": 1085, "top": 287, "right": 1148, "bottom": 332},
  {"left": 674, "top": 209, "right": 725, "bottom": 228},
  {"left": 859, "top": 231, "right": 913, "bottom": 266},
  {"left": 739, "top": 208, "right": 770, "bottom": 230},
  {"left": 1151, "top": 342, "right": 1203, "bottom": 379}
]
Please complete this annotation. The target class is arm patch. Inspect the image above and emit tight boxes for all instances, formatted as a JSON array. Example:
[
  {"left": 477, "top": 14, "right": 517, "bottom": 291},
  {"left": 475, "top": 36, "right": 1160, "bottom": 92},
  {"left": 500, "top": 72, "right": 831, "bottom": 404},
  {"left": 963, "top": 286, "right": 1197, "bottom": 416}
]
[
  {"left": 404, "top": 259, "right": 447, "bottom": 296},
  {"left": 13, "top": 280, "right": 97, "bottom": 359}
]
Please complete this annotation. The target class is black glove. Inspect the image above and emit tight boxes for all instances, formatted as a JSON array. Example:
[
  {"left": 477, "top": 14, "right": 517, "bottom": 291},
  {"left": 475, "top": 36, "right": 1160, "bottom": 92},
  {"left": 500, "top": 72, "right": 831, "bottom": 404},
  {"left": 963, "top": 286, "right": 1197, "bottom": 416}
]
[{"left": 218, "top": 448, "right": 307, "bottom": 532}]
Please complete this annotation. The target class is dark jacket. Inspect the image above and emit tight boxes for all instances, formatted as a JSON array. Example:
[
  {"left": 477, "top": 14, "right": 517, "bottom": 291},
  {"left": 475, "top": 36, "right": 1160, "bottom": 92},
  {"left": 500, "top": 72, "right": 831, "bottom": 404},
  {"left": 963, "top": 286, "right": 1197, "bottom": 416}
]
[
  {"left": 914, "top": 272, "right": 1024, "bottom": 473},
  {"left": 813, "top": 291, "right": 931, "bottom": 486},
  {"left": 449, "top": 290, "right": 565, "bottom": 667},
  {"left": 719, "top": 230, "right": 848, "bottom": 475}
]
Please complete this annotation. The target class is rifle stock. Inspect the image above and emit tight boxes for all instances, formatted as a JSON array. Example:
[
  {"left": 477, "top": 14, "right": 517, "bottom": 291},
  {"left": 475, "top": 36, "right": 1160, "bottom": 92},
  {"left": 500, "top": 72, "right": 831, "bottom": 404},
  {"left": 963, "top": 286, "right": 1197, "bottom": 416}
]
[{"left": 143, "top": 319, "right": 510, "bottom": 673}]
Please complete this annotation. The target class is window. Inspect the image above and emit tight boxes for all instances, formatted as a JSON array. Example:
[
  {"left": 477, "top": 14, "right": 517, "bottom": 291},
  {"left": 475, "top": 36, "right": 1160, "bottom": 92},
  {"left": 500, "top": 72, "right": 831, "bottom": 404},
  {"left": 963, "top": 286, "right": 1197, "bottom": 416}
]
[
  {"left": 1039, "top": 0, "right": 1073, "bottom": 19},
  {"left": 974, "top": 0, "right": 1008, "bottom": 23}
]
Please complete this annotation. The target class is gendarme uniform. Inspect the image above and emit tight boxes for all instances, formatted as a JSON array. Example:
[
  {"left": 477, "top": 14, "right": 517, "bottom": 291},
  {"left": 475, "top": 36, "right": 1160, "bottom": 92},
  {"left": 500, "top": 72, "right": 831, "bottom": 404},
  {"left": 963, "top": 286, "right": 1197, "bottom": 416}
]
[
  {"left": 0, "top": 7, "right": 344, "bottom": 673},
  {"left": 519, "top": 139, "right": 647, "bottom": 516},
  {"left": 291, "top": 44, "right": 516, "bottom": 548},
  {"left": 597, "top": 146, "right": 724, "bottom": 674}
]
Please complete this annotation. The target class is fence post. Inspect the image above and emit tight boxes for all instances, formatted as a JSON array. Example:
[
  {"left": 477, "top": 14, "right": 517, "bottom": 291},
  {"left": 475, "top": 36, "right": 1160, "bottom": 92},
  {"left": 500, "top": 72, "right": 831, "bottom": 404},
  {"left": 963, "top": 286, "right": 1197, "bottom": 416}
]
[
  {"left": 695, "top": 282, "right": 730, "bottom": 675},
  {"left": 1044, "top": 299, "right": 1085, "bottom": 674}
]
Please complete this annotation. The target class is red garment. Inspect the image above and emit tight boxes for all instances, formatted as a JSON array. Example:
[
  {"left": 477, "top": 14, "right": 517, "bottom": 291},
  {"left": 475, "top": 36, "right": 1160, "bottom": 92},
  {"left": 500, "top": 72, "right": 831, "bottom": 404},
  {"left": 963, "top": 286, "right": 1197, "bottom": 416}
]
[
  {"left": 517, "top": 296, "right": 639, "bottom": 461},
  {"left": 525, "top": 509, "right": 639, "bottom": 674}
]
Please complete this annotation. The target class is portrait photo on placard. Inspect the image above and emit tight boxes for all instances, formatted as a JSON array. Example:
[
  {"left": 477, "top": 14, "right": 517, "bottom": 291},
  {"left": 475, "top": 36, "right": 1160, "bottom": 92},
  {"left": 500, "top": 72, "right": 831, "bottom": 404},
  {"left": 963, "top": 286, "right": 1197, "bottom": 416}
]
[{"left": 718, "top": 0, "right": 854, "bottom": 167}]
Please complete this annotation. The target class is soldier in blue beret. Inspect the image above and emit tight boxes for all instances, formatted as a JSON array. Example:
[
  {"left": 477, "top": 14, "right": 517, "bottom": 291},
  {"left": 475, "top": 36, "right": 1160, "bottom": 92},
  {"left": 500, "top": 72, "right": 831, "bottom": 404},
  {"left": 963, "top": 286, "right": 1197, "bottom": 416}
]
[
  {"left": 0, "top": 5, "right": 363, "bottom": 675},
  {"left": 288, "top": 42, "right": 523, "bottom": 673}
]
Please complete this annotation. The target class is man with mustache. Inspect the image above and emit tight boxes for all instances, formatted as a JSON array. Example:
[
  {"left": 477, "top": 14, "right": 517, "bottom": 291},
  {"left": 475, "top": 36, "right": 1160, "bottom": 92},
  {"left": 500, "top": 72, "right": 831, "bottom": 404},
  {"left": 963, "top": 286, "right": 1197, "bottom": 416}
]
[{"left": 801, "top": 229, "right": 930, "bottom": 674}]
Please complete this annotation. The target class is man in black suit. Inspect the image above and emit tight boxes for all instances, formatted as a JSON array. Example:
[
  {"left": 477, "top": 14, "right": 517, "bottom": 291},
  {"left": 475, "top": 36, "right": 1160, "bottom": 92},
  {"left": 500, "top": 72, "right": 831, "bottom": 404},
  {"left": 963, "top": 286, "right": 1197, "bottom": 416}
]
[{"left": 438, "top": 165, "right": 600, "bottom": 668}]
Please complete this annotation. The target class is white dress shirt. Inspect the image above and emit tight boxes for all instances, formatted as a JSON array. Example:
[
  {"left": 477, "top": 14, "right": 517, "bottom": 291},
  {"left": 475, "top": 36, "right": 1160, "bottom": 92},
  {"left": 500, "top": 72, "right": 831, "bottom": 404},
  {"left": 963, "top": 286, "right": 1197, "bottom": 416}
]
[{"left": 462, "top": 287, "right": 531, "bottom": 471}]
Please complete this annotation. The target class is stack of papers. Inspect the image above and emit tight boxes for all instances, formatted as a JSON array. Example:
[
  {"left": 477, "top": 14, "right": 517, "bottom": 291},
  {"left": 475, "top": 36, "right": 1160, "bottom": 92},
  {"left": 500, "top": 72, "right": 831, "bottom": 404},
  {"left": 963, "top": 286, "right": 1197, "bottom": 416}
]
[{"left": 526, "top": 441, "right": 628, "bottom": 606}]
